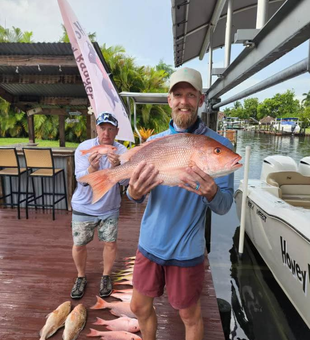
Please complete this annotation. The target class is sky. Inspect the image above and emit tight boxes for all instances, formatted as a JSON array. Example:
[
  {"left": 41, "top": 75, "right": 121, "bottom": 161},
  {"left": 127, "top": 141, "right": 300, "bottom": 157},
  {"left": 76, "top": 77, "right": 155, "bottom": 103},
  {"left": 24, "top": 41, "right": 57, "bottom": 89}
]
[{"left": 1, "top": 0, "right": 309, "bottom": 108}]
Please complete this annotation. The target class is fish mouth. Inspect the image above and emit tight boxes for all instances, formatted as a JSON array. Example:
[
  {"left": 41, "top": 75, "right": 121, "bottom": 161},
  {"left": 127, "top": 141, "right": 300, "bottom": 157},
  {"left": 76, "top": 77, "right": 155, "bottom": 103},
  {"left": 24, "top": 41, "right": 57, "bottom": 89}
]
[{"left": 231, "top": 155, "right": 243, "bottom": 170}]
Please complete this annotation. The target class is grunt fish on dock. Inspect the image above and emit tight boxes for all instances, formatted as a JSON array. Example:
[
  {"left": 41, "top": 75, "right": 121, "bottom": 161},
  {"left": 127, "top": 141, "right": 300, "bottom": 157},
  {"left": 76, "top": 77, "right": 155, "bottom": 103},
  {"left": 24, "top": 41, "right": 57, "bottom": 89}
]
[
  {"left": 39, "top": 301, "right": 71, "bottom": 340},
  {"left": 63, "top": 304, "right": 87, "bottom": 340}
]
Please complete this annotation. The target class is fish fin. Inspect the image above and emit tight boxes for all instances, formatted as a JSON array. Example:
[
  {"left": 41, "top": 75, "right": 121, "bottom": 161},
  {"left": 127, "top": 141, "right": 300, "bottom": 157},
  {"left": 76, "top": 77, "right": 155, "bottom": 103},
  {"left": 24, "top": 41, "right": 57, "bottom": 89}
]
[
  {"left": 93, "top": 317, "right": 105, "bottom": 325},
  {"left": 78, "top": 169, "right": 117, "bottom": 203},
  {"left": 105, "top": 325, "right": 113, "bottom": 331},
  {"left": 119, "top": 145, "right": 144, "bottom": 163},
  {"left": 109, "top": 310, "right": 119, "bottom": 317},
  {"left": 86, "top": 328, "right": 101, "bottom": 337},
  {"left": 90, "top": 295, "right": 107, "bottom": 309},
  {"left": 80, "top": 149, "right": 89, "bottom": 155},
  {"left": 124, "top": 256, "right": 136, "bottom": 260}
]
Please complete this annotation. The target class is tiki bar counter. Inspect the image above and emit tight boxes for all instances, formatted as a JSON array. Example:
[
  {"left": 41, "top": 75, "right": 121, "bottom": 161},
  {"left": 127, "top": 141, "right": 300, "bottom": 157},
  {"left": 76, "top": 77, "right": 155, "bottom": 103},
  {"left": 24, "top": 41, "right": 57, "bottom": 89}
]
[{"left": 0, "top": 144, "right": 76, "bottom": 213}]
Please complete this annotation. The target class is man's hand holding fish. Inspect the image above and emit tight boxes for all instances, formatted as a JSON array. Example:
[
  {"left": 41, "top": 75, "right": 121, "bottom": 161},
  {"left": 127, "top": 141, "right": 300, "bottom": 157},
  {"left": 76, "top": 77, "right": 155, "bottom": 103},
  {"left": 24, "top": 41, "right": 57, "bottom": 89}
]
[
  {"left": 127, "top": 161, "right": 162, "bottom": 201},
  {"left": 178, "top": 165, "right": 219, "bottom": 201}
]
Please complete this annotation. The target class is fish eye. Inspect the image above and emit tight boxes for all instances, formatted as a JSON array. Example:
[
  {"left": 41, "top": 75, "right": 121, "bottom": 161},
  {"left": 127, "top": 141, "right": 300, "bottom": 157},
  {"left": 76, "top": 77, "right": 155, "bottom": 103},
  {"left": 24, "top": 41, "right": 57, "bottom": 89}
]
[{"left": 214, "top": 147, "right": 221, "bottom": 155}]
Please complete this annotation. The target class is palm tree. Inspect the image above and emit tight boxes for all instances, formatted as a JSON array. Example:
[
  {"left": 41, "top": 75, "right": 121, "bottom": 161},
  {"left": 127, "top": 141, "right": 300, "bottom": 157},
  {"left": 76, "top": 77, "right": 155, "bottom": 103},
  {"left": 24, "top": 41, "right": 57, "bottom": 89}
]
[
  {"left": 59, "top": 24, "right": 96, "bottom": 43},
  {"left": 156, "top": 59, "right": 174, "bottom": 80},
  {"left": 302, "top": 91, "right": 310, "bottom": 107},
  {"left": 0, "top": 25, "right": 33, "bottom": 42}
]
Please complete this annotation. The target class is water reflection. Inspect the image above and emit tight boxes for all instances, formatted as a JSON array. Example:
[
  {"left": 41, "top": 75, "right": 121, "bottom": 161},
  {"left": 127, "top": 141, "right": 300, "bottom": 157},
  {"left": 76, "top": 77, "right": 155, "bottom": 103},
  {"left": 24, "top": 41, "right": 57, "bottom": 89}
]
[{"left": 208, "top": 131, "right": 310, "bottom": 340}]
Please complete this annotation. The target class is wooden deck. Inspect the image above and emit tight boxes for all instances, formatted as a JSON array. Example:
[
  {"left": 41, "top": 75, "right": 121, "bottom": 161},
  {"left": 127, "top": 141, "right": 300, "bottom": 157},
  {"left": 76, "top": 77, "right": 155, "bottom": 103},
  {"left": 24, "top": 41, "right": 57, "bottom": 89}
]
[{"left": 0, "top": 196, "right": 225, "bottom": 340}]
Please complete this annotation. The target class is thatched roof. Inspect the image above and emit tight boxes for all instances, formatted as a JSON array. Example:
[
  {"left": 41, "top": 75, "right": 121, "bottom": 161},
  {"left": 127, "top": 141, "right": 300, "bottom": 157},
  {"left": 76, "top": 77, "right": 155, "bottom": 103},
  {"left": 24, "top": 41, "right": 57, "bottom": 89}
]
[{"left": 260, "top": 115, "right": 274, "bottom": 124}]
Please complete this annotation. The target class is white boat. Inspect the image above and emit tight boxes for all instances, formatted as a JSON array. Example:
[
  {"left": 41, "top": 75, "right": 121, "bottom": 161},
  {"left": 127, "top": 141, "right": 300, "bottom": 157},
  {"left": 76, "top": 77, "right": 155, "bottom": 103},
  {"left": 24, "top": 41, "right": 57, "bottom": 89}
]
[
  {"left": 271, "top": 117, "right": 301, "bottom": 134},
  {"left": 234, "top": 155, "right": 310, "bottom": 328}
]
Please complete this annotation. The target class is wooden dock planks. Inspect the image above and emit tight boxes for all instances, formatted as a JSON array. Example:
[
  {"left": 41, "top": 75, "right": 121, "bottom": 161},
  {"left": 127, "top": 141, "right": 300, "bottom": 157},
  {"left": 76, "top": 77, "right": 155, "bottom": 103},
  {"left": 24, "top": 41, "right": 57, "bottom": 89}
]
[{"left": 0, "top": 197, "right": 225, "bottom": 340}]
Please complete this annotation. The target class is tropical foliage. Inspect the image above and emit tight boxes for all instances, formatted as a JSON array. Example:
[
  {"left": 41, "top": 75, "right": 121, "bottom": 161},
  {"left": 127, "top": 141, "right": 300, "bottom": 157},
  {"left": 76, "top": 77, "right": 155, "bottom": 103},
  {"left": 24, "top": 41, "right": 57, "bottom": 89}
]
[
  {"left": 1, "top": 24, "right": 310, "bottom": 142},
  {"left": 0, "top": 25, "right": 33, "bottom": 42},
  {"left": 224, "top": 90, "right": 310, "bottom": 127}
]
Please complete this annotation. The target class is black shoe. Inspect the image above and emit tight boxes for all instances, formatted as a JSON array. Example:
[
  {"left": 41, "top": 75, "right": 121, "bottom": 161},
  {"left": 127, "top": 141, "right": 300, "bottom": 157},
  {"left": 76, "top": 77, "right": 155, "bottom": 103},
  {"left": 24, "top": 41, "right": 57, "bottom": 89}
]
[
  {"left": 100, "top": 275, "right": 113, "bottom": 297},
  {"left": 70, "top": 277, "right": 87, "bottom": 299}
]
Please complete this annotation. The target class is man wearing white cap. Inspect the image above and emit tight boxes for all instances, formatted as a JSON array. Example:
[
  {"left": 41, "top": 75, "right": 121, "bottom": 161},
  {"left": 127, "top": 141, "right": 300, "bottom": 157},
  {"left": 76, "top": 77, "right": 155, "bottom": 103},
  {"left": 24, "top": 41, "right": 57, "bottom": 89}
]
[
  {"left": 127, "top": 68, "right": 234, "bottom": 340},
  {"left": 70, "top": 112, "right": 128, "bottom": 300}
]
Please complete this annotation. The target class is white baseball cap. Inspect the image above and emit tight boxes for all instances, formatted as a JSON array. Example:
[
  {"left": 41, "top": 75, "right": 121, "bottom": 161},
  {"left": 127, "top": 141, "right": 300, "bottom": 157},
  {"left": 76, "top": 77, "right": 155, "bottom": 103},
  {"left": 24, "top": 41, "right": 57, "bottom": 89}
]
[{"left": 169, "top": 67, "right": 203, "bottom": 93}]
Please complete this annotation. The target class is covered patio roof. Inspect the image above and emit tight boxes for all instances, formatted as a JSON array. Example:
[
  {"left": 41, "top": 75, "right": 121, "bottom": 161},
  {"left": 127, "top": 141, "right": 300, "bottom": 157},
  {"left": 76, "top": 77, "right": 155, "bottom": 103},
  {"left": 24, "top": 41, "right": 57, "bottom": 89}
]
[
  {"left": 0, "top": 42, "right": 124, "bottom": 145},
  {"left": 119, "top": 92, "right": 168, "bottom": 105},
  {"left": 171, "top": 0, "right": 285, "bottom": 67}
]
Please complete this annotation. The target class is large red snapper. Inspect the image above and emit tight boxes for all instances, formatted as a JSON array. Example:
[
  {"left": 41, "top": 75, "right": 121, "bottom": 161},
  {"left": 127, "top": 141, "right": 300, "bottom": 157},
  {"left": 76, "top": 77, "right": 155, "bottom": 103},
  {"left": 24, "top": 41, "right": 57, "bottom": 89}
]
[{"left": 79, "top": 133, "right": 242, "bottom": 203}]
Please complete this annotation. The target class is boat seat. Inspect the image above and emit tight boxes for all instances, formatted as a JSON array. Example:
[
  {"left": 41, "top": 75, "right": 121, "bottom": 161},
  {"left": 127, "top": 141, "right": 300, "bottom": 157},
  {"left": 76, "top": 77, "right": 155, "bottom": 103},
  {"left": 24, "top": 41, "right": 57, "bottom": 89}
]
[{"left": 266, "top": 171, "right": 310, "bottom": 208}]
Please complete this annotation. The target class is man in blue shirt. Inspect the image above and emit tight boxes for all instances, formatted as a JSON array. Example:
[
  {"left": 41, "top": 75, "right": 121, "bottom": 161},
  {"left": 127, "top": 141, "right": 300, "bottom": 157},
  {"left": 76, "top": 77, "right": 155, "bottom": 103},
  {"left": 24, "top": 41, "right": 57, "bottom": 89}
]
[
  {"left": 127, "top": 68, "right": 234, "bottom": 340},
  {"left": 70, "top": 112, "right": 128, "bottom": 299}
]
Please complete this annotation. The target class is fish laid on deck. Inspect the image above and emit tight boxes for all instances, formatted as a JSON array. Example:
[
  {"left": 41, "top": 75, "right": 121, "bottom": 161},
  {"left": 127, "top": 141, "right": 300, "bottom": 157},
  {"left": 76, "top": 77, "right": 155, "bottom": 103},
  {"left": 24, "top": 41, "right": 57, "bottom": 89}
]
[
  {"left": 113, "top": 288, "right": 134, "bottom": 294},
  {"left": 87, "top": 329, "right": 142, "bottom": 339},
  {"left": 90, "top": 296, "right": 136, "bottom": 318},
  {"left": 79, "top": 133, "right": 242, "bottom": 203},
  {"left": 114, "top": 279, "right": 133, "bottom": 286},
  {"left": 93, "top": 315, "right": 140, "bottom": 332},
  {"left": 80, "top": 144, "right": 117, "bottom": 155},
  {"left": 39, "top": 301, "right": 71, "bottom": 340},
  {"left": 63, "top": 304, "right": 87, "bottom": 340},
  {"left": 110, "top": 292, "right": 132, "bottom": 303}
]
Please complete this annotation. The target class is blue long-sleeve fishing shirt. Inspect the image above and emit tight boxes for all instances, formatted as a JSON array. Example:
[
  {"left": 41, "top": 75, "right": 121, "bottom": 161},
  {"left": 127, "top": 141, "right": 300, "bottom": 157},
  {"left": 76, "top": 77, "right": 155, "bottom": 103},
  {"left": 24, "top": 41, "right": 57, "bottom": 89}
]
[{"left": 127, "top": 118, "right": 234, "bottom": 267}]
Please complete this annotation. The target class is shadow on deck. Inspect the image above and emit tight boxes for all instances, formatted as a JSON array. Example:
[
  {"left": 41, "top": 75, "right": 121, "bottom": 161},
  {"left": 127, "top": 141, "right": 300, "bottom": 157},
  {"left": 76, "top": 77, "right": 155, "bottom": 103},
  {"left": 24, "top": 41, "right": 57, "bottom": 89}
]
[{"left": 0, "top": 196, "right": 225, "bottom": 340}]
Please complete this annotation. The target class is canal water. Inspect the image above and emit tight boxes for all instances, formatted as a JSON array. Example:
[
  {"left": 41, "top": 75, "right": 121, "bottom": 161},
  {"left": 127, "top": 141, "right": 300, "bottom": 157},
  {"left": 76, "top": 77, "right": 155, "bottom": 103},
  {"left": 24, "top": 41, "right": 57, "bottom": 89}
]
[{"left": 208, "top": 130, "right": 310, "bottom": 340}]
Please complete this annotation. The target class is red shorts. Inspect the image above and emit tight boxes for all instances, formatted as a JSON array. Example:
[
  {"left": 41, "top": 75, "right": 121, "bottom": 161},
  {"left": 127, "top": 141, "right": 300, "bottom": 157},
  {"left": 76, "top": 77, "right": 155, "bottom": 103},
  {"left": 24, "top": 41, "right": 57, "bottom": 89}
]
[{"left": 133, "top": 250, "right": 205, "bottom": 310}]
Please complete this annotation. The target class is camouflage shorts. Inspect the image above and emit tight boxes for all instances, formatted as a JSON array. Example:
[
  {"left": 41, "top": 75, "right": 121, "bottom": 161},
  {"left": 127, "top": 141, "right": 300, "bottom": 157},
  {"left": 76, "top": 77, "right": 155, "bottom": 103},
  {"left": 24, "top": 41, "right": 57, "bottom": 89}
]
[{"left": 71, "top": 214, "right": 119, "bottom": 246}]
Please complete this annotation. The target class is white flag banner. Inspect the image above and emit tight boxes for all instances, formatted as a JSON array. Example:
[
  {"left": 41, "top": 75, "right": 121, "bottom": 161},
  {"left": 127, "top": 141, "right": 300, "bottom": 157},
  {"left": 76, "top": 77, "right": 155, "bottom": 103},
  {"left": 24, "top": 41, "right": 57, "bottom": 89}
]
[{"left": 58, "top": 0, "right": 134, "bottom": 142}]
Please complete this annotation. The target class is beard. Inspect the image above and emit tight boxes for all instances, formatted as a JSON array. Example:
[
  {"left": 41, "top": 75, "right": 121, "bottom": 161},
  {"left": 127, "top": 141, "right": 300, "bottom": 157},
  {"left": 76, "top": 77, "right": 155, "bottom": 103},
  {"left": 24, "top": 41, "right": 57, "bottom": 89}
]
[{"left": 171, "top": 107, "right": 198, "bottom": 129}]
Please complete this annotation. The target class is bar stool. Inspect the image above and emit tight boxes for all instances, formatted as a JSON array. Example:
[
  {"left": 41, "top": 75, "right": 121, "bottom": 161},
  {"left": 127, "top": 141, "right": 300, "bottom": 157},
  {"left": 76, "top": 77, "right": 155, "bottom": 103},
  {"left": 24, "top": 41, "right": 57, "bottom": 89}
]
[
  {"left": 23, "top": 148, "right": 68, "bottom": 220},
  {"left": 0, "top": 147, "right": 32, "bottom": 219}
]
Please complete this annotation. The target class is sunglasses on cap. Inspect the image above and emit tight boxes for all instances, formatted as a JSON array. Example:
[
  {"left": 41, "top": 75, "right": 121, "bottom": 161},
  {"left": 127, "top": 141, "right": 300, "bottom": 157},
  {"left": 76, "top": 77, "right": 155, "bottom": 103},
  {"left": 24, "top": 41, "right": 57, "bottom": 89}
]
[{"left": 96, "top": 112, "right": 118, "bottom": 127}]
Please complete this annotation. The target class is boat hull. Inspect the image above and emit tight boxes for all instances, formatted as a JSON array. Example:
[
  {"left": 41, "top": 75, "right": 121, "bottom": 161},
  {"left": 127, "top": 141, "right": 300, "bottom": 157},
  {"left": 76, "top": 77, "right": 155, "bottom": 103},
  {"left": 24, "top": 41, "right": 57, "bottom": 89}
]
[{"left": 235, "top": 182, "right": 310, "bottom": 328}]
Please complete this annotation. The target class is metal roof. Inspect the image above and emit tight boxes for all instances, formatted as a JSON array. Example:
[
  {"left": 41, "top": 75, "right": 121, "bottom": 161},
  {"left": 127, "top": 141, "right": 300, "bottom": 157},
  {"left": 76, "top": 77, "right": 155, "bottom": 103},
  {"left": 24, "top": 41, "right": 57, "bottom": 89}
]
[
  {"left": 0, "top": 42, "right": 125, "bottom": 114},
  {"left": 0, "top": 42, "right": 75, "bottom": 55},
  {"left": 119, "top": 92, "right": 168, "bottom": 105},
  {"left": 171, "top": 0, "right": 285, "bottom": 67}
]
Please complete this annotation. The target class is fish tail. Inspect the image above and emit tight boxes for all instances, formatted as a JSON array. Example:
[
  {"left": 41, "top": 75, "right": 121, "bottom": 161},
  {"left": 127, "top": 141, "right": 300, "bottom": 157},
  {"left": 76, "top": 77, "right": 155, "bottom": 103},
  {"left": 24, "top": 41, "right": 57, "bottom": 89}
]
[
  {"left": 90, "top": 295, "right": 108, "bottom": 310},
  {"left": 78, "top": 169, "right": 117, "bottom": 203},
  {"left": 92, "top": 317, "right": 105, "bottom": 325},
  {"left": 86, "top": 328, "right": 101, "bottom": 337}
]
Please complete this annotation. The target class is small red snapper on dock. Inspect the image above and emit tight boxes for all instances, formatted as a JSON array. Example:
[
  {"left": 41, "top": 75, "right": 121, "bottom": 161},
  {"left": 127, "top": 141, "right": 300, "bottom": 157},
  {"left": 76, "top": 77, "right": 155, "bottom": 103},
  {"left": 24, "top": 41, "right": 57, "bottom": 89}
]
[
  {"left": 87, "top": 329, "right": 142, "bottom": 339},
  {"left": 79, "top": 133, "right": 242, "bottom": 203},
  {"left": 90, "top": 296, "right": 136, "bottom": 318},
  {"left": 93, "top": 315, "right": 140, "bottom": 332}
]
